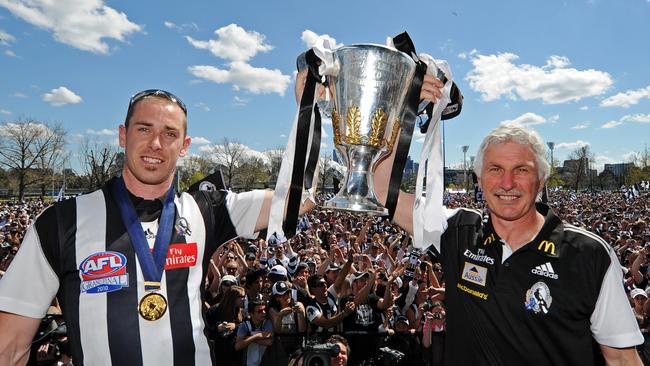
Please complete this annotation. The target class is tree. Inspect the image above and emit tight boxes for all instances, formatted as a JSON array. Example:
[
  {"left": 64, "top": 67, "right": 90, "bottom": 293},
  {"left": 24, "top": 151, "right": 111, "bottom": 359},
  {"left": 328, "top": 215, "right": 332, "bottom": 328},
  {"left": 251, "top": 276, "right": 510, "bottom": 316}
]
[
  {"left": 79, "top": 138, "right": 120, "bottom": 190},
  {"left": 177, "top": 155, "right": 213, "bottom": 191},
  {"left": 567, "top": 145, "right": 594, "bottom": 191},
  {"left": 264, "top": 146, "right": 285, "bottom": 185},
  {"left": 234, "top": 157, "right": 269, "bottom": 190},
  {"left": 318, "top": 153, "right": 334, "bottom": 193},
  {"left": 209, "top": 137, "right": 250, "bottom": 188},
  {"left": 0, "top": 119, "right": 66, "bottom": 201}
]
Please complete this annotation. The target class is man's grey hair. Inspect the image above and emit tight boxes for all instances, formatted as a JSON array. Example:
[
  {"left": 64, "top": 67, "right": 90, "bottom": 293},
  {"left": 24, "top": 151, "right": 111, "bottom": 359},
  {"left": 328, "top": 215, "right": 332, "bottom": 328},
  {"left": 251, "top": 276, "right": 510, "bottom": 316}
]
[{"left": 473, "top": 124, "right": 550, "bottom": 181}]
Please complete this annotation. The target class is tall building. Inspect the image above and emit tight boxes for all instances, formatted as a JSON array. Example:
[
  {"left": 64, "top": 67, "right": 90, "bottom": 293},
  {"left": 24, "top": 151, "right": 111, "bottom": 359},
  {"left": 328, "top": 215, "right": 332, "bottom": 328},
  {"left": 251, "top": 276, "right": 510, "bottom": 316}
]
[{"left": 604, "top": 163, "right": 634, "bottom": 178}]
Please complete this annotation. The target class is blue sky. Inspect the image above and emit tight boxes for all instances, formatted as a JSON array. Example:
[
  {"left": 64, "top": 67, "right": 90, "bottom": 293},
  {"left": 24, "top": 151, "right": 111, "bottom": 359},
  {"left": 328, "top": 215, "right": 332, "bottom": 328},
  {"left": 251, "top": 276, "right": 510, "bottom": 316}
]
[{"left": 1, "top": 0, "right": 649, "bottom": 173}]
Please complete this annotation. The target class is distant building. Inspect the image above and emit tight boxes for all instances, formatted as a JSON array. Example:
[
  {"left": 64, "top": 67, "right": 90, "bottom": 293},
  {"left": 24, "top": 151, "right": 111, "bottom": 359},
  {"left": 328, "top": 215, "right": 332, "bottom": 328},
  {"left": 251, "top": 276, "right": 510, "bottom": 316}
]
[{"left": 604, "top": 163, "right": 633, "bottom": 178}]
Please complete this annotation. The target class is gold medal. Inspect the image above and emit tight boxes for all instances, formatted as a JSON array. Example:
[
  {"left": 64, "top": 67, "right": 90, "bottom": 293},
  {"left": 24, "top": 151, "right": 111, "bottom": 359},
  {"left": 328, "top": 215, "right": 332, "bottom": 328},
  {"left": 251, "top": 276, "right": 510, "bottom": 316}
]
[{"left": 138, "top": 292, "right": 168, "bottom": 321}]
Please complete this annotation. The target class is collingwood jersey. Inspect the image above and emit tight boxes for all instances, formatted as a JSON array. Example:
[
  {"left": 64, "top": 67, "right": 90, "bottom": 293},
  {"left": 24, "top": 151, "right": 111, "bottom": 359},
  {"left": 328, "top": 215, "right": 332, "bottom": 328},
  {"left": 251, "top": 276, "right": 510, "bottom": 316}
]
[{"left": 0, "top": 179, "right": 265, "bottom": 366}]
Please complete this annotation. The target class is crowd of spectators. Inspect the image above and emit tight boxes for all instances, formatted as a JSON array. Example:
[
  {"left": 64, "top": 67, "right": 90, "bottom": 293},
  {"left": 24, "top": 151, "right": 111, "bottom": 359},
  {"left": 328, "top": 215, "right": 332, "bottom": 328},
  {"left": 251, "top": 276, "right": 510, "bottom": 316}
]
[{"left": 1, "top": 185, "right": 649, "bottom": 365}]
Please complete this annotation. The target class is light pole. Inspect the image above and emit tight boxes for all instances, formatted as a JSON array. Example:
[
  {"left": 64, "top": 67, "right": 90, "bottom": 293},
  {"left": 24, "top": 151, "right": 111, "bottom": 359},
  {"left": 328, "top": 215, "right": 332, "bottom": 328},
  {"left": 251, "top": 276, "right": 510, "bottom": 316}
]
[
  {"left": 462, "top": 145, "right": 469, "bottom": 192},
  {"left": 547, "top": 142, "right": 555, "bottom": 173}
]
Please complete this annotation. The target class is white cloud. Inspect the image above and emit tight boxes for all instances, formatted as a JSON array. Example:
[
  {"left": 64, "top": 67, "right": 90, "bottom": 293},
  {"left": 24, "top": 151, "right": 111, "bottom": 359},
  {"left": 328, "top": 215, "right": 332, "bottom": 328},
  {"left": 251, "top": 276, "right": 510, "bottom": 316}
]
[
  {"left": 500, "top": 112, "right": 547, "bottom": 126},
  {"left": 0, "top": 29, "right": 16, "bottom": 45},
  {"left": 86, "top": 128, "right": 115, "bottom": 135},
  {"left": 621, "top": 113, "right": 650, "bottom": 123},
  {"left": 555, "top": 140, "right": 590, "bottom": 150},
  {"left": 12, "top": 92, "right": 26, "bottom": 98},
  {"left": 186, "top": 24, "right": 289, "bottom": 96},
  {"left": 42, "top": 86, "right": 82, "bottom": 106},
  {"left": 0, "top": 121, "right": 54, "bottom": 136},
  {"left": 233, "top": 96, "right": 249, "bottom": 106},
  {"left": 0, "top": 0, "right": 142, "bottom": 54},
  {"left": 579, "top": 105, "right": 589, "bottom": 110},
  {"left": 164, "top": 20, "right": 198, "bottom": 33},
  {"left": 301, "top": 29, "right": 340, "bottom": 49},
  {"left": 544, "top": 55, "right": 570, "bottom": 69},
  {"left": 600, "top": 85, "right": 650, "bottom": 108},
  {"left": 622, "top": 151, "right": 638, "bottom": 163},
  {"left": 194, "top": 102, "right": 210, "bottom": 112},
  {"left": 0, "top": 108, "right": 11, "bottom": 115},
  {"left": 320, "top": 142, "right": 329, "bottom": 149},
  {"left": 601, "top": 120, "right": 623, "bottom": 129},
  {"left": 186, "top": 23, "right": 272, "bottom": 62},
  {"left": 188, "top": 62, "right": 290, "bottom": 96},
  {"left": 594, "top": 154, "right": 616, "bottom": 170},
  {"left": 465, "top": 52, "right": 613, "bottom": 104},
  {"left": 457, "top": 49, "right": 478, "bottom": 61},
  {"left": 4, "top": 49, "right": 16, "bottom": 57},
  {"left": 190, "top": 136, "right": 210, "bottom": 145},
  {"left": 571, "top": 122, "right": 590, "bottom": 129}
]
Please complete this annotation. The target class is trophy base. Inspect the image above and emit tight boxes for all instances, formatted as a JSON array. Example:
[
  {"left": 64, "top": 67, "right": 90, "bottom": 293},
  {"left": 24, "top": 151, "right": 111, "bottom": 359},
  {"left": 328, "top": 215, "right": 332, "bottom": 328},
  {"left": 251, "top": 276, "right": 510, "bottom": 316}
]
[{"left": 323, "top": 195, "right": 388, "bottom": 216}]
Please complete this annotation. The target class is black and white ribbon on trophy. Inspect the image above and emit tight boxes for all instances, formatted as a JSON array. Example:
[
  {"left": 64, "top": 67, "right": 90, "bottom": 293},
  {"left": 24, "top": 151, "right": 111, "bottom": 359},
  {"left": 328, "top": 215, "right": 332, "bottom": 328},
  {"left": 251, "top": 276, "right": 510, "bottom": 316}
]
[
  {"left": 266, "top": 43, "right": 328, "bottom": 242},
  {"left": 412, "top": 54, "right": 454, "bottom": 250},
  {"left": 384, "top": 35, "right": 455, "bottom": 250}
]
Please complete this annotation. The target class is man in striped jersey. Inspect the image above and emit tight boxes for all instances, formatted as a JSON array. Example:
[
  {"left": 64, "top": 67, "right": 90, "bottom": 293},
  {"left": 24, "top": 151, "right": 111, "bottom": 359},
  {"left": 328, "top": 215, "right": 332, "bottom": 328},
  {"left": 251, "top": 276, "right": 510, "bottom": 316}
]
[
  {"left": 376, "top": 124, "right": 644, "bottom": 365},
  {"left": 0, "top": 89, "right": 308, "bottom": 366}
]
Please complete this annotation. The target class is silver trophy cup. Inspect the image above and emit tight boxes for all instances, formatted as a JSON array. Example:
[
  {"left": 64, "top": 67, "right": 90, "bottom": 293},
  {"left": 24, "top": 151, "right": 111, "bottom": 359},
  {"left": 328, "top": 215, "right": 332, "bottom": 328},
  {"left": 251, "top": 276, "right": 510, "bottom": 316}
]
[{"left": 323, "top": 44, "right": 416, "bottom": 215}]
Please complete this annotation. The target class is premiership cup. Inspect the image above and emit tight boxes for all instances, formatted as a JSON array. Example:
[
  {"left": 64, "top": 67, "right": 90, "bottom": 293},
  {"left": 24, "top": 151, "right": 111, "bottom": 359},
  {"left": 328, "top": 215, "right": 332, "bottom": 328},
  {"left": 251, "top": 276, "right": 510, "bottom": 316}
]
[{"left": 323, "top": 44, "right": 416, "bottom": 215}]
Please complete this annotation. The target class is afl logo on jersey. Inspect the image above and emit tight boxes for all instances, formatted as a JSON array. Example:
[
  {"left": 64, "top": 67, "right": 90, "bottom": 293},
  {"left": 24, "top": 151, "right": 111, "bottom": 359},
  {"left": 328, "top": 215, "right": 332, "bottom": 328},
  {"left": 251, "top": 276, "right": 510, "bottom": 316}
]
[{"left": 79, "top": 251, "right": 129, "bottom": 294}]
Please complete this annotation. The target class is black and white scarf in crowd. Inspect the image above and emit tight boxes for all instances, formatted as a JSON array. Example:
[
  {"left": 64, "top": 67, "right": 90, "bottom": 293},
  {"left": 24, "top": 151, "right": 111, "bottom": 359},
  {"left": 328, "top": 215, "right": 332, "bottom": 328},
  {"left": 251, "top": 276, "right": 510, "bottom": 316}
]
[{"left": 267, "top": 48, "right": 323, "bottom": 242}]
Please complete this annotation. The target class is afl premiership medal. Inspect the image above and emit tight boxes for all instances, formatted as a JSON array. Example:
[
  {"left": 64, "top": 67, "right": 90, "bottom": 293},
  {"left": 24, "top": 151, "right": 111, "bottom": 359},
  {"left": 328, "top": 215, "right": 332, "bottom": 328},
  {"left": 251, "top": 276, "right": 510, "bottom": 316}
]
[{"left": 139, "top": 283, "right": 168, "bottom": 321}]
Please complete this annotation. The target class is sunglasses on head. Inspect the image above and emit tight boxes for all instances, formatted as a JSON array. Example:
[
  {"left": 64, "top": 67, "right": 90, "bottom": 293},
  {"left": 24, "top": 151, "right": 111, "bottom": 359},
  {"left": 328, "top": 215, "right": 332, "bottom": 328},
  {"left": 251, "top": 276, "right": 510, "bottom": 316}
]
[{"left": 127, "top": 89, "right": 187, "bottom": 117}]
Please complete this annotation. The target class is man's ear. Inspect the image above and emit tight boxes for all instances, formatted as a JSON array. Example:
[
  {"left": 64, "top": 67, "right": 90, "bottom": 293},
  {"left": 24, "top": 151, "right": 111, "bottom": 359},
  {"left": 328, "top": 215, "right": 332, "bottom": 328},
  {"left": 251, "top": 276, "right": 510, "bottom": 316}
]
[
  {"left": 119, "top": 125, "right": 126, "bottom": 148},
  {"left": 179, "top": 136, "right": 191, "bottom": 157}
]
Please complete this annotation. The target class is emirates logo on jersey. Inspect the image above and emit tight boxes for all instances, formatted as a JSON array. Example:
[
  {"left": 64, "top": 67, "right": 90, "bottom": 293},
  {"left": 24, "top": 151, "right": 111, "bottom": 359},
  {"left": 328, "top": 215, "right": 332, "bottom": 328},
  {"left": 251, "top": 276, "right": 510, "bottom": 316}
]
[{"left": 165, "top": 243, "right": 198, "bottom": 270}]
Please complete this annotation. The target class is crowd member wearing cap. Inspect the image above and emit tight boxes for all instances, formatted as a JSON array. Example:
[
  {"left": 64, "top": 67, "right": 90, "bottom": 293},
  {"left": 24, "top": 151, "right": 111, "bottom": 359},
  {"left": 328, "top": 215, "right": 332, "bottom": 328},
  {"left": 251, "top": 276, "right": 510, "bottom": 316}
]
[
  {"left": 305, "top": 274, "right": 355, "bottom": 341},
  {"left": 374, "top": 123, "right": 643, "bottom": 364},
  {"left": 340, "top": 269, "right": 399, "bottom": 366},
  {"left": 267, "top": 281, "right": 306, "bottom": 364},
  {"left": 261, "top": 233, "right": 300, "bottom": 276},
  {"left": 384, "top": 315, "right": 422, "bottom": 365},
  {"left": 318, "top": 246, "right": 354, "bottom": 301},
  {"left": 235, "top": 299, "right": 273, "bottom": 366},
  {"left": 630, "top": 288, "right": 648, "bottom": 318},
  {"left": 206, "top": 285, "right": 245, "bottom": 365}
]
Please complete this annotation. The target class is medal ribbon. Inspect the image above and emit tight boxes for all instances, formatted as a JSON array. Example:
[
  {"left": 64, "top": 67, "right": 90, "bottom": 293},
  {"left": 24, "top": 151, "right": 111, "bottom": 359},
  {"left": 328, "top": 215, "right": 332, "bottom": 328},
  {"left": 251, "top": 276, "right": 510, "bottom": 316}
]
[{"left": 112, "top": 177, "right": 176, "bottom": 291}]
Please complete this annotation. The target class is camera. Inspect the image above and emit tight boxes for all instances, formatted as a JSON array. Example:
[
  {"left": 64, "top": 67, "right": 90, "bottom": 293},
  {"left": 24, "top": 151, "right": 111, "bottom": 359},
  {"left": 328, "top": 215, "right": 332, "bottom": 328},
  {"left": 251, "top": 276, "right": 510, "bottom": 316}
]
[{"left": 291, "top": 343, "right": 341, "bottom": 366}]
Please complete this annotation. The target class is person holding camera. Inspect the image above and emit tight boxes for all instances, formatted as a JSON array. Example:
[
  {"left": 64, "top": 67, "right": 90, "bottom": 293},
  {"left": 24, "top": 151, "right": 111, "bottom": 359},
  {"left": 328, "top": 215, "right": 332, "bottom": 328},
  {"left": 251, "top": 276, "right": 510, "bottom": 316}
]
[
  {"left": 267, "top": 281, "right": 306, "bottom": 364},
  {"left": 422, "top": 301, "right": 446, "bottom": 366},
  {"left": 206, "top": 285, "right": 246, "bottom": 366}
]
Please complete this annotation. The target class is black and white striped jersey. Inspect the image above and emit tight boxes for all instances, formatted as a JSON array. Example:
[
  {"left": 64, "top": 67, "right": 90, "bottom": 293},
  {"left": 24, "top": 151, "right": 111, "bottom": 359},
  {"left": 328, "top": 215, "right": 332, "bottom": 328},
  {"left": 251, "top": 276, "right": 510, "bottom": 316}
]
[{"left": 0, "top": 179, "right": 265, "bottom": 366}]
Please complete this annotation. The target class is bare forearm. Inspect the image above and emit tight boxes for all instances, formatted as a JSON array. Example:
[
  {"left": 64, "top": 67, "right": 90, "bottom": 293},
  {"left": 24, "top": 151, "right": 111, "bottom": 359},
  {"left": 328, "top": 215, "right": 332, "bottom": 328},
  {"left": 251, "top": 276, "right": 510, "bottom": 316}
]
[{"left": 600, "top": 345, "right": 643, "bottom": 366}]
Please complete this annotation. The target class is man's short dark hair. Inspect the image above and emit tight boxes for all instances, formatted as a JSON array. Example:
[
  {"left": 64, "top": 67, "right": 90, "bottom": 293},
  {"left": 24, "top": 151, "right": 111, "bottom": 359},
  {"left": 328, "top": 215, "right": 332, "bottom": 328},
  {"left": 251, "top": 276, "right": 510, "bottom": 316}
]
[{"left": 307, "top": 274, "right": 323, "bottom": 289}]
